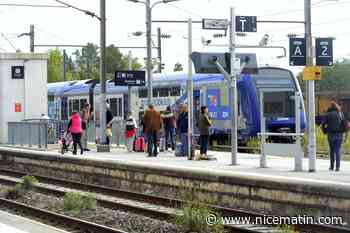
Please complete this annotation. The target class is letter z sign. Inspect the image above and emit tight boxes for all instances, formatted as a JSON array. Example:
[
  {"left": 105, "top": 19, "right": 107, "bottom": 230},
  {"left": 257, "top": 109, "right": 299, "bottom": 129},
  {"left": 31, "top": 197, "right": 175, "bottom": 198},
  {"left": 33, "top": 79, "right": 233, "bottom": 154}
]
[
  {"left": 289, "top": 38, "right": 306, "bottom": 66},
  {"left": 316, "top": 38, "right": 333, "bottom": 66}
]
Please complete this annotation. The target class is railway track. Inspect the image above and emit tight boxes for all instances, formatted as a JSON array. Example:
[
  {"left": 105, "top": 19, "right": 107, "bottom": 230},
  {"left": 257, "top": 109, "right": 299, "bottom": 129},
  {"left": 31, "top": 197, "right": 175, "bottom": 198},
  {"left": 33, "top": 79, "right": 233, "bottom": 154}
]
[
  {"left": 0, "top": 197, "right": 127, "bottom": 233},
  {"left": 0, "top": 168, "right": 348, "bottom": 233}
]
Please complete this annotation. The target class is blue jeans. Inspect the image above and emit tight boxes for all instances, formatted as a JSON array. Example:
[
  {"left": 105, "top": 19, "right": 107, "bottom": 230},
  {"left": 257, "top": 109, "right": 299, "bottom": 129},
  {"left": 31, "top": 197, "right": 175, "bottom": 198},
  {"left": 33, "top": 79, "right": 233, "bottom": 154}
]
[
  {"left": 165, "top": 128, "right": 175, "bottom": 150},
  {"left": 147, "top": 131, "right": 158, "bottom": 156},
  {"left": 180, "top": 133, "right": 188, "bottom": 156},
  {"left": 200, "top": 135, "right": 209, "bottom": 155},
  {"left": 328, "top": 133, "right": 343, "bottom": 170}
]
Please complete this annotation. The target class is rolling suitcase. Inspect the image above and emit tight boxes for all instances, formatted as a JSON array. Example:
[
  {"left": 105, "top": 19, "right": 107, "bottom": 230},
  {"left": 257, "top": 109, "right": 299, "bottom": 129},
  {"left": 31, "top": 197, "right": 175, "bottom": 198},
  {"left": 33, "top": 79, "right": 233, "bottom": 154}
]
[
  {"left": 134, "top": 137, "right": 145, "bottom": 152},
  {"left": 159, "top": 137, "right": 166, "bottom": 152}
]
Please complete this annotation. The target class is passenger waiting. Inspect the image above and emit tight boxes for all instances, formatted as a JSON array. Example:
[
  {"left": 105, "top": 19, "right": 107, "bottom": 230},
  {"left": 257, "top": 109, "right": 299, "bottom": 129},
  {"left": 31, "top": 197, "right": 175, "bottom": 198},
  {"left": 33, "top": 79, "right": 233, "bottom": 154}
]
[
  {"left": 197, "top": 106, "right": 212, "bottom": 160},
  {"left": 162, "top": 106, "right": 176, "bottom": 151},
  {"left": 177, "top": 104, "right": 188, "bottom": 157},
  {"left": 125, "top": 112, "right": 138, "bottom": 152}
]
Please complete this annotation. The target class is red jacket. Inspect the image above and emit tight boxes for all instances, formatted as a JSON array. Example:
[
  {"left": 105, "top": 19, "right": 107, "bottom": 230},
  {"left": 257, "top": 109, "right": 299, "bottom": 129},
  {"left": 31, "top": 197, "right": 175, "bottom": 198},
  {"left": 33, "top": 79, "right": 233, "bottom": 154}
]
[{"left": 69, "top": 113, "right": 83, "bottom": 134}]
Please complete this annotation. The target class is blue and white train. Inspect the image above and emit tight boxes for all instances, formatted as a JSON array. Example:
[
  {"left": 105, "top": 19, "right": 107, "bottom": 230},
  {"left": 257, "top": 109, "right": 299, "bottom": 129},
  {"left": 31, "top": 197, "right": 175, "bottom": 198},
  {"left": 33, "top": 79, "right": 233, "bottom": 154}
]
[{"left": 48, "top": 66, "right": 306, "bottom": 144}]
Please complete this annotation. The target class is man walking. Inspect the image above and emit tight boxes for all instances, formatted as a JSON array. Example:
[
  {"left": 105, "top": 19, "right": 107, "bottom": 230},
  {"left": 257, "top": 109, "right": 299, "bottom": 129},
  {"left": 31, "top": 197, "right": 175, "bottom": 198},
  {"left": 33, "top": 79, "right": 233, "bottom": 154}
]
[{"left": 143, "top": 104, "right": 162, "bottom": 157}]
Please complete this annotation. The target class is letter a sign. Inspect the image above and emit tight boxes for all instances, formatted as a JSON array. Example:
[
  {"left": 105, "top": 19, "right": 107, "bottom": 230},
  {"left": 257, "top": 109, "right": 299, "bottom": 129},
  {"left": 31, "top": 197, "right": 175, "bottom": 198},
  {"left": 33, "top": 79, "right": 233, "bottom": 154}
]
[{"left": 289, "top": 38, "right": 306, "bottom": 66}]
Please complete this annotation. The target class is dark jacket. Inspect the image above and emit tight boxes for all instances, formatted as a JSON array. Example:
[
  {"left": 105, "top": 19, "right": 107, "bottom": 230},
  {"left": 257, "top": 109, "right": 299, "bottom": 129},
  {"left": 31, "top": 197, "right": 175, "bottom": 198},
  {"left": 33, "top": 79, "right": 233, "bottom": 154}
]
[
  {"left": 143, "top": 108, "right": 162, "bottom": 132},
  {"left": 162, "top": 110, "right": 175, "bottom": 131},
  {"left": 177, "top": 112, "right": 188, "bottom": 134},
  {"left": 324, "top": 107, "right": 344, "bottom": 133},
  {"left": 199, "top": 113, "right": 212, "bottom": 135}
]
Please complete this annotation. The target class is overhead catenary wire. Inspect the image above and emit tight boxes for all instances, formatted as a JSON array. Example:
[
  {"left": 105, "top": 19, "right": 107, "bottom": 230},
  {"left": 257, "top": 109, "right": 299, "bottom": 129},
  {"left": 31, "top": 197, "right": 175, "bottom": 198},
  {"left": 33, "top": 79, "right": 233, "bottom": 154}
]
[
  {"left": 0, "top": 33, "right": 17, "bottom": 52},
  {"left": 0, "top": 3, "right": 68, "bottom": 8},
  {"left": 52, "top": 0, "right": 101, "bottom": 20}
]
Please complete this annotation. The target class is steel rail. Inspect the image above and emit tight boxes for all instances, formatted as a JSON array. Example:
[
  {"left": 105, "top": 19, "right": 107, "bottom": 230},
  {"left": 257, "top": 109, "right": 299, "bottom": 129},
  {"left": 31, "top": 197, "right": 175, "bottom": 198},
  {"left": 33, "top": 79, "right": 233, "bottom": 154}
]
[{"left": 0, "top": 168, "right": 349, "bottom": 233}]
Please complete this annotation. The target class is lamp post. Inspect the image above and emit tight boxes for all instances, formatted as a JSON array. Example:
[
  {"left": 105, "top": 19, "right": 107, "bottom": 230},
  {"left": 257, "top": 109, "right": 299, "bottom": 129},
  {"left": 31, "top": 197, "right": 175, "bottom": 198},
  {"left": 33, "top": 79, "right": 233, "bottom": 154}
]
[{"left": 126, "top": 0, "right": 179, "bottom": 105}]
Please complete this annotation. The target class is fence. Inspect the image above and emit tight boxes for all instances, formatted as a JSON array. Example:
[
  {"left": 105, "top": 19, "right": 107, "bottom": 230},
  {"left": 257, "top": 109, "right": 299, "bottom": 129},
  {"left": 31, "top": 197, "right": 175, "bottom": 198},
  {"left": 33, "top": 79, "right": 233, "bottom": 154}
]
[{"left": 8, "top": 119, "right": 127, "bottom": 149}]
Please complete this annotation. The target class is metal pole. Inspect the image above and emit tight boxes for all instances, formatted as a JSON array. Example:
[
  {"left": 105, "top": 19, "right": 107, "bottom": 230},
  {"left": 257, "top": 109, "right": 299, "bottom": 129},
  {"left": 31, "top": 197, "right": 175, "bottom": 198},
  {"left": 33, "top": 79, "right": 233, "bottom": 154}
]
[
  {"left": 187, "top": 18, "right": 193, "bottom": 160},
  {"left": 63, "top": 49, "right": 67, "bottom": 81},
  {"left": 305, "top": 0, "right": 316, "bottom": 172},
  {"left": 128, "top": 50, "right": 132, "bottom": 112},
  {"left": 157, "top": 27, "right": 162, "bottom": 73},
  {"left": 30, "top": 24, "right": 34, "bottom": 52},
  {"left": 146, "top": 0, "right": 153, "bottom": 105},
  {"left": 230, "top": 7, "right": 238, "bottom": 165},
  {"left": 99, "top": 0, "right": 107, "bottom": 145}
]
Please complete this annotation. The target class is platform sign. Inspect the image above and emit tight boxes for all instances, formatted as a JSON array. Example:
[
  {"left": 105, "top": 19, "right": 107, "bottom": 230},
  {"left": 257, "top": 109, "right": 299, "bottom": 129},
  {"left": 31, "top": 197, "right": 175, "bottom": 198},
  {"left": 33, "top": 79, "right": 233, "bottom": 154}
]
[
  {"left": 289, "top": 38, "right": 306, "bottom": 66},
  {"left": 202, "top": 18, "right": 228, "bottom": 30},
  {"left": 114, "top": 70, "right": 145, "bottom": 86},
  {"left": 303, "top": 66, "right": 322, "bottom": 81},
  {"left": 11, "top": 66, "right": 24, "bottom": 79},
  {"left": 316, "top": 38, "right": 333, "bottom": 66},
  {"left": 235, "top": 16, "right": 257, "bottom": 32}
]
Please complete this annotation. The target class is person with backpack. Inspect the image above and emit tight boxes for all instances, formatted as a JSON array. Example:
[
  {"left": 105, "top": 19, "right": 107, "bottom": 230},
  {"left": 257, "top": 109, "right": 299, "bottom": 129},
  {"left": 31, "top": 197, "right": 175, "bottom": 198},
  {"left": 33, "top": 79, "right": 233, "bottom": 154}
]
[
  {"left": 162, "top": 106, "right": 176, "bottom": 151},
  {"left": 196, "top": 106, "right": 212, "bottom": 160},
  {"left": 67, "top": 111, "right": 83, "bottom": 155},
  {"left": 322, "top": 101, "right": 348, "bottom": 171},
  {"left": 125, "top": 112, "right": 138, "bottom": 152}
]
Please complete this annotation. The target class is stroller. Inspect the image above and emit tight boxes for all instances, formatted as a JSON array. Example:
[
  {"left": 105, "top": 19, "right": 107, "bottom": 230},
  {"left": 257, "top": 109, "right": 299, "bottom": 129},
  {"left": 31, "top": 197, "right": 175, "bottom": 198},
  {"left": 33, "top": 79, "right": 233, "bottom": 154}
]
[{"left": 59, "top": 131, "right": 73, "bottom": 155}]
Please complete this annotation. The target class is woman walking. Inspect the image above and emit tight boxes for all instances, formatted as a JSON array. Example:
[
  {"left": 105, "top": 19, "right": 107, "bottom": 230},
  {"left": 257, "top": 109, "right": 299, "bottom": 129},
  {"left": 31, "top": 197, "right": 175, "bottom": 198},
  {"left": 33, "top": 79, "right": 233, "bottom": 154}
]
[
  {"left": 68, "top": 111, "right": 84, "bottom": 155},
  {"left": 323, "top": 101, "right": 347, "bottom": 171},
  {"left": 197, "top": 106, "right": 212, "bottom": 160}
]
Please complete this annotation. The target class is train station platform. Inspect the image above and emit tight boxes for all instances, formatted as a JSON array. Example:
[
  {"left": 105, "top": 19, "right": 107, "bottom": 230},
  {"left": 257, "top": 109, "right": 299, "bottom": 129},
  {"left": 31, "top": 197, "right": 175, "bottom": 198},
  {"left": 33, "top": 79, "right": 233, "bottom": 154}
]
[
  {"left": 0, "top": 210, "right": 68, "bottom": 233},
  {"left": 0, "top": 146, "right": 349, "bottom": 228}
]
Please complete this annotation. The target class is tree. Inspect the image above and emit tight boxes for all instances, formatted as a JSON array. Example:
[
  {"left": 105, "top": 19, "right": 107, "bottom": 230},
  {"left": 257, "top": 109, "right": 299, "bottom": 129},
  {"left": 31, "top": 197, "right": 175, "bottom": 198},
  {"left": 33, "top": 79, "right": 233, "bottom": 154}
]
[
  {"left": 298, "top": 59, "right": 350, "bottom": 94},
  {"left": 73, "top": 43, "right": 100, "bottom": 80},
  {"left": 173, "top": 62, "right": 183, "bottom": 72},
  {"left": 47, "top": 49, "right": 63, "bottom": 83}
]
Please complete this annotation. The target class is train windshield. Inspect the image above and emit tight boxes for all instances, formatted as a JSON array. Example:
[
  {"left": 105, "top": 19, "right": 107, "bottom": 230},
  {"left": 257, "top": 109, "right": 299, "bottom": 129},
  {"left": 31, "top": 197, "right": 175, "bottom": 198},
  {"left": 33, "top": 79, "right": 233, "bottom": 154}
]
[{"left": 252, "top": 68, "right": 298, "bottom": 118}]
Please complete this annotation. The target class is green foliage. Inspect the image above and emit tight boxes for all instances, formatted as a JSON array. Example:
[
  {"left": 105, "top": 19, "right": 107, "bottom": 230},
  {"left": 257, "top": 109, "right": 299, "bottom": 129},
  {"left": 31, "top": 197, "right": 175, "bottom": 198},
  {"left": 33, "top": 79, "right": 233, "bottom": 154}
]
[
  {"left": 298, "top": 59, "right": 350, "bottom": 94},
  {"left": 63, "top": 192, "right": 97, "bottom": 216},
  {"left": 5, "top": 184, "right": 24, "bottom": 199},
  {"left": 342, "top": 134, "right": 350, "bottom": 154},
  {"left": 315, "top": 126, "right": 328, "bottom": 152},
  {"left": 174, "top": 188, "right": 224, "bottom": 233},
  {"left": 246, "top": 137, "right": 261, "bottom": 153},
  {"left": 174, "top": 202, "right": 224, "bottom": 233},
  {"left": 48, "top": 49, "right": 63, "bottom": 83},
  {"left": 173, "top": 62, "right": 184, "bottom": 72},
  {"left": 21, "top": 175, "right": 38, "bottom": 191},
  {"left": 276, "top": 225, "right": 299, "bottom": 233}
]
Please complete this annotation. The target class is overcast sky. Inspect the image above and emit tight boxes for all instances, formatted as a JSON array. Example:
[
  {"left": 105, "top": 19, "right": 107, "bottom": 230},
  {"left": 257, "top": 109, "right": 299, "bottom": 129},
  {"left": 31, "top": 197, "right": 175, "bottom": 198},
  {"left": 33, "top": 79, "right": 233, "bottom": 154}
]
[{"left": 0, "top": 0, "right": 349, "bottom": 74}]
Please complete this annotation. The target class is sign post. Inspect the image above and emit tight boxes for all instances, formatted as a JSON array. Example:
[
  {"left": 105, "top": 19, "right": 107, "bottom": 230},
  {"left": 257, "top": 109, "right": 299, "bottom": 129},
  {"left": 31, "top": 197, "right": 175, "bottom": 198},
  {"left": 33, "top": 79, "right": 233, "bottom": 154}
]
[
  {"left": 230, "top": 7, "right": 238, "bottom": 165},
  {"left": 289, "top": 38, "right": 307, "bottom": 66},
  {"left": 315, "top": 38, "right": 333, "bottom": 66},
  {"left": 188, "top": 18, "right": 194, "bottom": 160},
  {"left": 114, "top": 70, "right": 146, "bottom": 86},
  {"left": 235, "top": 16, "right": 257, "bottom": 32}
]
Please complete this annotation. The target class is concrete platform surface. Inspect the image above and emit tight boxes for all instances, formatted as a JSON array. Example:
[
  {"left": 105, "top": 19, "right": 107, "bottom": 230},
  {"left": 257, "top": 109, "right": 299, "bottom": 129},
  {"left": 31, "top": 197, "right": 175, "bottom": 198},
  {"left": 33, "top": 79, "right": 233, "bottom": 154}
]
[
  {"left": 0, "top": 210, "right": 68, "bottom": 233},
  {"left": 75, "top": 148, "right": 350, "bottom": 187}
]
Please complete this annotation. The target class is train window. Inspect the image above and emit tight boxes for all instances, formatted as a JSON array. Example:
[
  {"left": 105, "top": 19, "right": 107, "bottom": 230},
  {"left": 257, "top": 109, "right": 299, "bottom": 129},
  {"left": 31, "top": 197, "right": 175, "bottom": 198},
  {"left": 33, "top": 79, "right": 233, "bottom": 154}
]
[
  {"left": 109, "top": 97, "right": 123, "bottom": 117},
  {"left": 48, "top": 95, "right": 54, "bottom": 102},
  {"left": 118, "top": 98, "right": 122, "bottom": 117},
  {"left": 79, "top": 99, "right": 87, "bottom": 110},
  {"left": 170, "top": 87, "right": 180, "bottom": 96},
  {"left": 153, "top": 88, "right": 159, "bottom": 97},
  {"left": 159, "top": 88, "right": 169, "bottom": 97},
  {"left": 139, "top": 89, "right": 147, "bottom": 98},
  {"left": 264, "top": 102, "right": 284, "bottom": 116}
]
